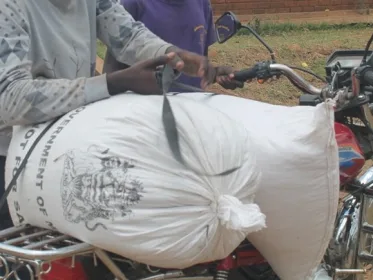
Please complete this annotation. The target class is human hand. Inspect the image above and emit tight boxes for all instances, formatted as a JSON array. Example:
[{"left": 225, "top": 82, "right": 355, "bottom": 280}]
[
  {"left": 166, "top": 47, "right": 244, "bottom": 90},
  {"left": 106, "top": 52, "right": 179, "bottom": 95},
  {"left": 215, "top": 66, "right": 244, "bottom": 90},
  {"left": 166, "top": 47, "right": 216, "bottom": 89}
]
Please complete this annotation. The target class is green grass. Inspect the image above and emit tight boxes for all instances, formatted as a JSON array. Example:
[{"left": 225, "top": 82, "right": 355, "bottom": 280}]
[
  {"left": 239, "top": 20, "right": 373, "bottom": 36},
  {"left": 97, "top": 40, "right": 106, "bottom": 60},
  {"left": 97, "top": 40, "right": 106, "bottom": 59}
]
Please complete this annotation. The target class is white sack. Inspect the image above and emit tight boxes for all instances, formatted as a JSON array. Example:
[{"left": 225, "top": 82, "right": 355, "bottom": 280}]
[
  {"left": 5, "top": 94, "right": 266, "bottom": 269},
  {"left": 179, "top": 93, "right": 339, "bottom": 280}
]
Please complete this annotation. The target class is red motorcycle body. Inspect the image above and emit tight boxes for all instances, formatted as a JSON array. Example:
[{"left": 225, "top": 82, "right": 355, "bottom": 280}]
[
  {"left": 335, "top": 122, "right": 365, "bottom": 185},
  {"left": 41, "top": 258, "right": 88, "bottom": 280},
  {"left": 45, "top": 122, "right": 366, "bottom": 279}
]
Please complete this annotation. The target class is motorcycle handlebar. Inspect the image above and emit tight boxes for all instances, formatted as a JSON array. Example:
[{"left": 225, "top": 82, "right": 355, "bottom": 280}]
[
  {"left": 269, "top": 64, "right": 323, "bottom": 95},
  {"left": 233, "top": 63, "right": 323, "bottom": 95},
  {"left": 233, "top": 66, "right": 259, "bottom": 82}
]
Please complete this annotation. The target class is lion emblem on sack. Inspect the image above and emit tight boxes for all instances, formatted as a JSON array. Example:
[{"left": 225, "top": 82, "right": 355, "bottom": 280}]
[{"left": 58, "top": 145, "right": 145, "bottom": 231}]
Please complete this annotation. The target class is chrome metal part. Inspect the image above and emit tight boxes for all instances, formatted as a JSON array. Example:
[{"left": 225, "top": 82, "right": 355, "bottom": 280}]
[
  {"left": 334, "top": 88, "right": 352, "bottom": 109},
  {"left": 0, "top": 225, "right": 95, "bottom": 279},
  {"left": 327, "top": 168, "right": 373, "bottom": 280},
  {"left": 351, "top": 168, "right": 373, "bottom": 280},
  {"left": 138, "top": 270, "right": 185, "bottom": 280},
  {"left": 147, "top": 265, "right": 161, "bottom": 274},
  {"left": 269, "top": 64, "right": 323, "bottom": 95},
  {"left": 358, "top": 167, "right": 373, "bottom": 187},
  {"left": 0, "top": 225, "right": 215, "bottom": 280},
  {"left": 214, "top": 270, "right": 229, "bottom": 280},
  {"left": 327, "top": 195, "right": 360, "bottom": 277},
  {"left": 361, "top": 103, "right": 373, "bottom": 133},
  {"left": 356, "top": 193, "right": 373, "bottom": 280},
  {"left": 335, "top": 268, "right": 367, "bottom": 275},
  {"left": 0, "top": 238, "right": 92, "bottom": 260},
  {"left": 94, "top": 249, "right": 128, "bottom": 280},
  {"left": 0, "top": 255, "right": 9, "bottom": 278}
]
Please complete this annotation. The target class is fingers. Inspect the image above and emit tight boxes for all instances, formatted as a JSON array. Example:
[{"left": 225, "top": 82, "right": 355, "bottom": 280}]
[
  {"left": 201, "top": 80, "right": 208, "bottom": 90},
  {"left": 216, "top": 76, "right": 244, "bottom": 90},
  {"left": 198, "top": 58, "right": 208, "bottom": 77},
  {"left": 168, "top": 52, "right": 184, "bottom": 71},
  {"left": 145, "top": 53, "right": 178, "bottom": 69},
  {"left": 200, "top": 62, "right": 216, "bottom": 89}
]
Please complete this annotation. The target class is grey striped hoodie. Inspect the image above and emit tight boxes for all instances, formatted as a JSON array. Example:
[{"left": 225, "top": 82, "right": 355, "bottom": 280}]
[{"left": 0, "top": 0, "right": 172, "bottom": 155}]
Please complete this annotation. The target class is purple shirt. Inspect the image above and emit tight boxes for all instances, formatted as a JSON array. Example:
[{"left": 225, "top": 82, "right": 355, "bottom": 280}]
[{"left": 120, "top": 0, "right": 217, "bottom": 91}]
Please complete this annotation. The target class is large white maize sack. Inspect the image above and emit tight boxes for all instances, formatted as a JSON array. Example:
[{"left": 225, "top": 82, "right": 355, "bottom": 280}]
[
  {"left": 5, "top": 94, "right": 266, "bottom": 269},
  {"left": 180, "top": 92, "right": 339, "bottom": 280}
]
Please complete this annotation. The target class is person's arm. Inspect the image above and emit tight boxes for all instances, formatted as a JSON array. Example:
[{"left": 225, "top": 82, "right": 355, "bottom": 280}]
[
  {"left": 103, "top": 0, "right": 141, "bottom": 74},
  {"left": 0, "top": 1, "right": 110, "bottom": 127},
  {"left": 97, "top": 0, "right": 172, "bottom": 66},
  {"left": 120, "top": 0, "right": 142, "bottom": 19},
  {"left": 103, "top": 51, "right": 129, "bottom": 74},
  {"left": 101, "top": 0, "right": 226, "bottom": 91}
]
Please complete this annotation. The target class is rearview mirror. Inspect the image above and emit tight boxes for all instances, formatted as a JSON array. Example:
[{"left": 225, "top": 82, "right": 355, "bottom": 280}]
[{"left": 215, "top": 12, "right": 241, "bottom": 44}]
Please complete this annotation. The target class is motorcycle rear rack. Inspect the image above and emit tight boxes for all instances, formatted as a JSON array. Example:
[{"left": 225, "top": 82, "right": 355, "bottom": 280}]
[
  {"left": 0, "top": 224, "right": 129, "bottom": 280},
  {"left": 0, "top": 225, "right": 210, "bottom": 280}
]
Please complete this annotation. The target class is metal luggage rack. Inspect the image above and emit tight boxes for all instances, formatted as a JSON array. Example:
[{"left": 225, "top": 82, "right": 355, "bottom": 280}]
[{"left": 0, "top": 224, "right": 128, "bottom": 280}]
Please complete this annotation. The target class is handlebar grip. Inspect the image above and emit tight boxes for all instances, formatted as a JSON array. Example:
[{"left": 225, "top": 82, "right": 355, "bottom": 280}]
[
  {"left": 233, "top": 67, "right": 258, "bottom": 82},
  {"left": 363, "top": 70, "right": 373, "bottom": 86}
]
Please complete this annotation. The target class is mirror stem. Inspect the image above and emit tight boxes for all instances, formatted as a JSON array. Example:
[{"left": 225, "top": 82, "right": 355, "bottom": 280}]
[{"left": 240, "top": 24, "right": 276, "bottom": 62}]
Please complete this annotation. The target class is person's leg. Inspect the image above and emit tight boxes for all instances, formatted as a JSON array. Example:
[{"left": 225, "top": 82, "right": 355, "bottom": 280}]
[{"left": 0, "top": 156, "right": 13, "bottom": 230}]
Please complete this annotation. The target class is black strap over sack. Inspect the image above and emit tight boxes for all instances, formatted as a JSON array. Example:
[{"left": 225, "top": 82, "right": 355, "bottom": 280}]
[{"left": 158, "top": 65, "right": 241, "bottom": 177}]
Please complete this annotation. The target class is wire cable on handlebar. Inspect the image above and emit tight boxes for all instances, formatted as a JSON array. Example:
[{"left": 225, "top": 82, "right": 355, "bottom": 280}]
[
  {"left": 288, "top": 65, "right": 327, "bottom": 83},
  {"left": 362, "top": 33, "right": 373, "bottom": 64}
]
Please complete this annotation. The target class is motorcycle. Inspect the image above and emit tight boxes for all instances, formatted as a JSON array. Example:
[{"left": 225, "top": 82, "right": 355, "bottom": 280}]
[
  {"left": 213, "top": 11, "right": 373, "bottom": 280},
  {"left": 1, "top": 11, "right": 373, "bottom": 280}
]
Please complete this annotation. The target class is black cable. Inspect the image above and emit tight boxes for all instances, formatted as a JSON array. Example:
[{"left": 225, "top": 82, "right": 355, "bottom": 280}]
[
  {"left": 0, "top": 117, "right": 61, "bottom": 212},
  {"left": 288, "top": 65, "right": 327, "bottom": 82},
  {"left": 240, "top": 25, "right": 276, "bottom": 62},
  {"left": 362, "top": 33, "right": 373, "bottom": 64}
]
